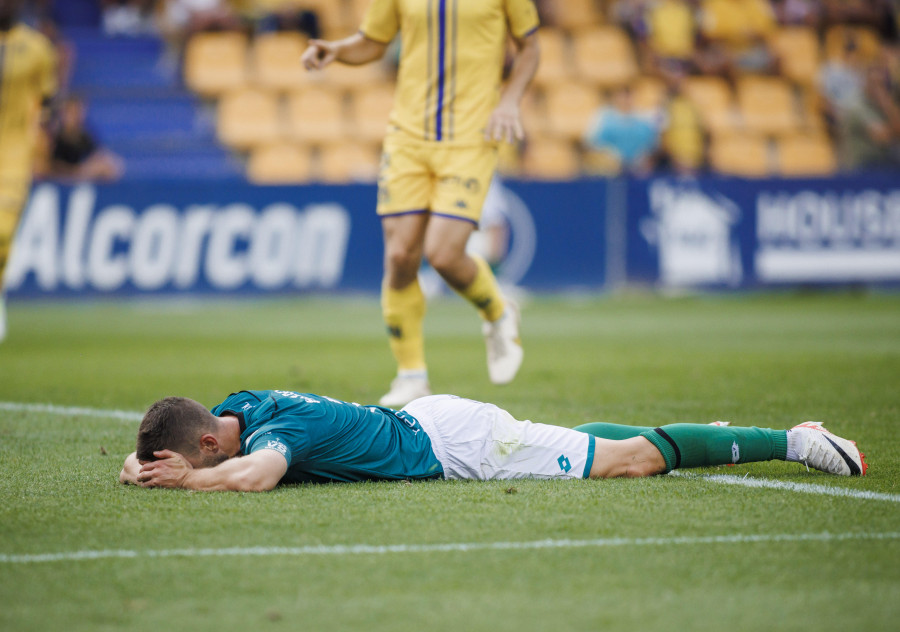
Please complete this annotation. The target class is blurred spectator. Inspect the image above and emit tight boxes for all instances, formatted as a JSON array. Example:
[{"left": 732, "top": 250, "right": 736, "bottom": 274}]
[
  {"left": 771, "top": 0, "right": 822, "bottom": 27},
  {"left": 659, "top": 84, "right": 705, "bottom": 173},
  {"left": 823, "top": 0, "right": 898, "bottom": 42},
  {"left": 45, "top": 96, "right": 124, "bottom": 182},
  {"left": 101, "top": 0, "right": 155, "bottom": 36},
  {"left": 639, "top": 0, "right": 698, "bottom": 82},
  {"left": 249, "top": 0, "right": 321, "bottom": 38},
  {"left": 584, "top": 84, "right": 662, "bottom": 174},
  {"left": 699, "top": 0, "right": 778, "bottom": 77}
]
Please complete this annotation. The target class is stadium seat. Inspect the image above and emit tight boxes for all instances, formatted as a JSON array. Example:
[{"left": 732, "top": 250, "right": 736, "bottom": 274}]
[
  {"left": 519, "top": 90, "right": 546, "bottom": 137},
  {"left": 318, "top": 141, "right": 380, "bottom": 183},
  {"left": 572, "top": 26, "right": 638, "bottom": 87},
  {"left": 775, "top": 134, "right": 837, "bottom": 177},
  {"left": 252, "top": 31, "right": 310, "bottom": 92},
  {"left": 544, "top": 81, "right": 602, "bottom": 140},
  {"left": 520, "top": 136, "right": 581, "bottom": 180},
  {"left": 682, "top": 75, "right": 736, "bottom": 133},
  {"left": 709, "top": 132, "right": 770, "bottom": 177},
  {"left": 309, "top": 60, "right": 389, "bottom": 90},
  {"left": 350, "top": 83, "right": 395, "bottom": 142},
  {"left": 737, "top": 76, "right": 800, "bottom": 135},
  {"left": 247, "top": 142, "right": 314, "bottom": 184},
  {"left": 285, "top": 88, "right": 348, "bottom": 143},
  {"left": 769, "top": 27, "right": 820, "bottom": 85},
  {"left": 533, "top": 28, "right": 572, "bottom": 87},
  {"left": 824, "top": 25, "right": 881, "bottom": 62},
  {"left": 216, "top": 87, "right": 283, "bottom": 151},
  {"left": 184, "top": 31, "right": 249, "bottom": 98},
  {"left": 552, "top": 0, "right": 604, "bottom": 31}
]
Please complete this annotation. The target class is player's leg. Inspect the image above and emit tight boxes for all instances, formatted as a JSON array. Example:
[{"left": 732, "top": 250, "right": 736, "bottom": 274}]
[
  {"left": 428, "top": 144, "right": 522, "bottom": 385},
  {"left": 585, "top": 421, "right": 867, "bottom": 477},
  {"left": 376, "top": 136, "right": 434, "bottom": 407},
  {"left": 0, "top": 178, "right": 30, "bottom": 343}
]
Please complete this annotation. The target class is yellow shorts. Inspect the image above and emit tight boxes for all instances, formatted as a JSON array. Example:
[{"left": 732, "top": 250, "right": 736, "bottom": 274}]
[{"left": 376, "top": 133, "right": 499, "bottom": 225}]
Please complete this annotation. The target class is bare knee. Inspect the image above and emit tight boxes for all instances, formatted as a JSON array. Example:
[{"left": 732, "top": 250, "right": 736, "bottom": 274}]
[
  {"left": 589, "top": 437, "right": 666, "bottom": 479},
  {"left": 384, "top": 246, "right": 421, "bottom": 287}
]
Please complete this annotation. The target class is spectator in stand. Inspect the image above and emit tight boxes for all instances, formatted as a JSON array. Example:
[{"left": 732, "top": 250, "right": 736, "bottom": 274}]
[
  {"left": 101, "top": 0, "right": 156, "bottom": 36},
  {"left": 641, "top": 0, "right": 698, "bottom": 81},
  {"left": 698, "top": 0, "right": 778, "bottom": 77},
  {"left": 250, "top": 1, "right": 321, "bottom": 39},
  {"left": 45, "top": 95, "right": 124, "bottom": 182},
  {"left": 584, "top": 84, "right": 662, "bottom": 175},
  {"left": 771, "top": 0, "right": 822, "bottom": 27},
  {"left": 659, "top": 82, "right": 705, "bottom": 174},
  {"left": 819, "top": 33, "right": 897, "bottom": 170}
]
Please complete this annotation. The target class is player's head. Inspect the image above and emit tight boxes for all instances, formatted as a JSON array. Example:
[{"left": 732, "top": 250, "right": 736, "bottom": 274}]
[{"left": 137, "top": 397, "right": 228, "bottom": 467}]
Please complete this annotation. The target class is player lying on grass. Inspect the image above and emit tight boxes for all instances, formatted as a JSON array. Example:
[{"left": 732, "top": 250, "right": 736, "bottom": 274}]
[{"left": 120, "top": 390, "right": 867, "bottom": 492}]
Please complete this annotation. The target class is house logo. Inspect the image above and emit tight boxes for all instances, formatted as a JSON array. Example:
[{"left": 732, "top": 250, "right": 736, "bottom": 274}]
[{"left": 641, "top": 181, "right": 743, "bottom": 287}]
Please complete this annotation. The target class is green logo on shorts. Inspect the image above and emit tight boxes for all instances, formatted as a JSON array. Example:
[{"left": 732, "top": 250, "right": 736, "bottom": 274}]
[{"left": 557, "top": 455, "right": 571, "bottom": 473}]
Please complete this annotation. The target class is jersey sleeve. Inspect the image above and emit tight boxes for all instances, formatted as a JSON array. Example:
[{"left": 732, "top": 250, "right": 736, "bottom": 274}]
[
  {"left": 246, "top": 431, "right": 294, "bottom": 464},
  {"left": 360, "top": 0, "right": 399, "bottom": 44},
  {"left": 504, "top": 0, "right": 540, "bottom": 39}
]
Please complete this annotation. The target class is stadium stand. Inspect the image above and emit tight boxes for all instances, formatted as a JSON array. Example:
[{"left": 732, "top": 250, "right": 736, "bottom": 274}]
[{"left": 44, "top": 0, "right": 899, "bottom": 182}]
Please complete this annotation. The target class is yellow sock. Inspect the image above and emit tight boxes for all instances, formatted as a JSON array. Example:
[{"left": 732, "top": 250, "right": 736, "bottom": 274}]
[
  {"left": 457, "top": 254, "right": 505, "bottom": 322},
  {"left": 381, "top": 278, "right": 427, "bottom": 372}
]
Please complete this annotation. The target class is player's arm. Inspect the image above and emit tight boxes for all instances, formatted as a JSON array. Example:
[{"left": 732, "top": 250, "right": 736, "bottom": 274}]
[
  {"left": 301, "top": 32, "right": 388, "bottom": 70},
  {"left": 136, "top": 449, "right": 288, "bottom": 492},
  {"left": 485, "top": 31, "right": 540, "bottom": 143}
]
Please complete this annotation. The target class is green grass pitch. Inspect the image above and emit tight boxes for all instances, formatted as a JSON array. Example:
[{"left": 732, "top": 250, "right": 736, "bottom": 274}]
[{"left": 1, "top": 292, "right": 898, "bottom": 632}]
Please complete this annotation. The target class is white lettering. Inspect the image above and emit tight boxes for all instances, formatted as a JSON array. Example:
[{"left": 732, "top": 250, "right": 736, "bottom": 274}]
[
  {"left": 61, "top": 185, "right": 95, "bottom": 288},
  {"left": 294, "top": 204, "right": 349, "bottom": 288},
  {"left": 250, "top": 204, "right": 296, "bottom": 289},
  {"left": 131, "top": 205, "right": 179, "bottom": 290},
  {"left": 88, "top": 205, "right": 135, "bottom": 291},
  {"left": 206, "top": 204, "right": 254, "bottom": 289}
]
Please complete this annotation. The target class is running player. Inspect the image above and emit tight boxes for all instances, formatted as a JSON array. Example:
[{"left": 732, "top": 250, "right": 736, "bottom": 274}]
[
  {"left": 121, "top": 389, "right": 868, "bottom": 491},
  {"left": 301, "top": 1, "right": 541, "bottom": 407},
  {"left": 0, "top": 0, "right": 57, "bottom": 342}
]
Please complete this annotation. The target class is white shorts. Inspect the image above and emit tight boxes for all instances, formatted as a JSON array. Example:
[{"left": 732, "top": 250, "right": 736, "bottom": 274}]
[{"left": 403, "top": 395, "right": 595, "bottom": 481}]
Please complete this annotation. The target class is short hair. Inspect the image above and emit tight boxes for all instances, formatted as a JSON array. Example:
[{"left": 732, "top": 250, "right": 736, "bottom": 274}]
[{"left": 136, "top": 397, "right": 218, "bottom": 461}]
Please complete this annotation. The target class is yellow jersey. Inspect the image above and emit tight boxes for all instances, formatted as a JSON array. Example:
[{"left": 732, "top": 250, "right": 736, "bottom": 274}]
[
  {"left": 361, "top": 0, "right": 539, "bottom": 144},
  {"left": 0, "top": 23, "right": 57, "bottom": 180}
]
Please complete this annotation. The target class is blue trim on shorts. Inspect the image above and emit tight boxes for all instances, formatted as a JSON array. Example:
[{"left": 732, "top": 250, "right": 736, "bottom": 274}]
[
  {"left": 582, "top": 436, "right": 596, "bottom": 479},
  {"left": 431, "top": 211, "right": 478, "bottom": 226},
  {"left": 380, "top": 208, "right": 429, "bottom": 218}
]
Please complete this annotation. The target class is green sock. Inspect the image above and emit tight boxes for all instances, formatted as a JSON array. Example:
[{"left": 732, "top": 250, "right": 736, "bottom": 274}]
[
  {"left": 639, "top": 424, "right": 788, "bottom": 472},
  {"left": 573, "top": 422, "right": 652, "bottom": 441}
]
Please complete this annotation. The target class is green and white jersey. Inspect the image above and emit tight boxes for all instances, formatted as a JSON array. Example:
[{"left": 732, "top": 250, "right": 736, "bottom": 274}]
[{"left": 211, "top": 390, "right": 444, "bottom": 484}]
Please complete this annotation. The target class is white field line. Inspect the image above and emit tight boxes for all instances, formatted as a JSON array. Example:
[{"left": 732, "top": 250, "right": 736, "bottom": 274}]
[
  {"left": 2, "top": 531, "right": 898, "bottom": 565},
  {"left": 3, "top": 401, "right": 897, "bottom": 503},
  {"left": 670, "top": 471, "right": 900, "bottom": 503},
  {"left": 0, "top": 401, "right": 142, "bottom": 423}
]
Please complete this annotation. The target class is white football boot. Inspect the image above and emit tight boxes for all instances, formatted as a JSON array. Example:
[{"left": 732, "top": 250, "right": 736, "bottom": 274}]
[
  {"left": 482, "top": 299, "right": 523, "bottom": 385},
  {"left": 379, "top": 372, "right": 431, "bottom": 409},
  {"left": 790, "top": 421, "right": 867, "bottom": 476}
]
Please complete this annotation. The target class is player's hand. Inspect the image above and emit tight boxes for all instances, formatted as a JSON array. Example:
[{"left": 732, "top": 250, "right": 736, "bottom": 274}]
[
  {"left": 302, "top": 39, "right": 337, "bottom": 70},
  {"left": 136, "top": 450, "right": 193, "bottom": 489},
  {"left": 484, "top": 98, "right": 524, "bottom": 144}
]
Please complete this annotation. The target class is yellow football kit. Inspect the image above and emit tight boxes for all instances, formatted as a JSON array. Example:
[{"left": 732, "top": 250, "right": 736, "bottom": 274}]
[
  {"left": 0, "top": 23, "right": 57, "bottom": 287},
  {"left": 361, "top": 0, "right": 539, "bottom": 223}
]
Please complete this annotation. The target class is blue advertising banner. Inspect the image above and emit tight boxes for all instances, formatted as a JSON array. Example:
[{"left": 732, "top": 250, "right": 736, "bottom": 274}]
[
  {"left": 625, "top": 174, "right": 900, "bottom": 289},
  {"left": 6, "top": 179, "right": 609, "bottom": 298}
]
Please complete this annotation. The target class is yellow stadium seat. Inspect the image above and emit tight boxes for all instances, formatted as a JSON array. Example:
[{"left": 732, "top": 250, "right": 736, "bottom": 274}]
[
  {"left": 252, "top": 31, "right": 310, "bottom": 92},
  {"left": 184, "top": 31, "right": 249, "bottom": 98},
  {"left": 682, "top": 76, "right": 736, "bottom": 133},
  {"left": 350, "top": 83, "right": 395, "bottom": 142},
  {"left": 521, "top": 137, "right": 581, "bottom": 180},
  {"left": 247, "top": 142, "right": 314, "bottom": 184},
  {"left": 318, "top": 141, "right": 380, "bottom": 183},
  {"left": 572, "top": 26, "right": 638, "bottom": 87},
  {"left": 775, "top": 134, "right": 837, "bottom": 177},
  {"left": 306, "top": 60, "right": 389, "bottom": 90},
  {"left": 737, "top": 76, "right": 800, "bottom": 135},
  {"left": 519, "top": 90, "right": 546, "bottom": 137},
  {"left": 217, "top": 88, "right": 283, "bottom": 150},
  {"left": 824, "top": 25, "right": 881, "bottom": 62},
  {"left": 533, "top": 28, "right": 572, "bottom": 87},
  {"left": 769, "top": 27, "right": 820, "bottom": 85},
  {"left": 286, "top": 88, "right": 348, "bottom": 143},
  {"left": 544, "top": 81, "right": 602, "bottom": 140},
  {"left": 553, "top": 0, "right": 603, "bottom": 31},
  {"left": 709, "top": 132, "right": 770, "bottom": 177}
]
